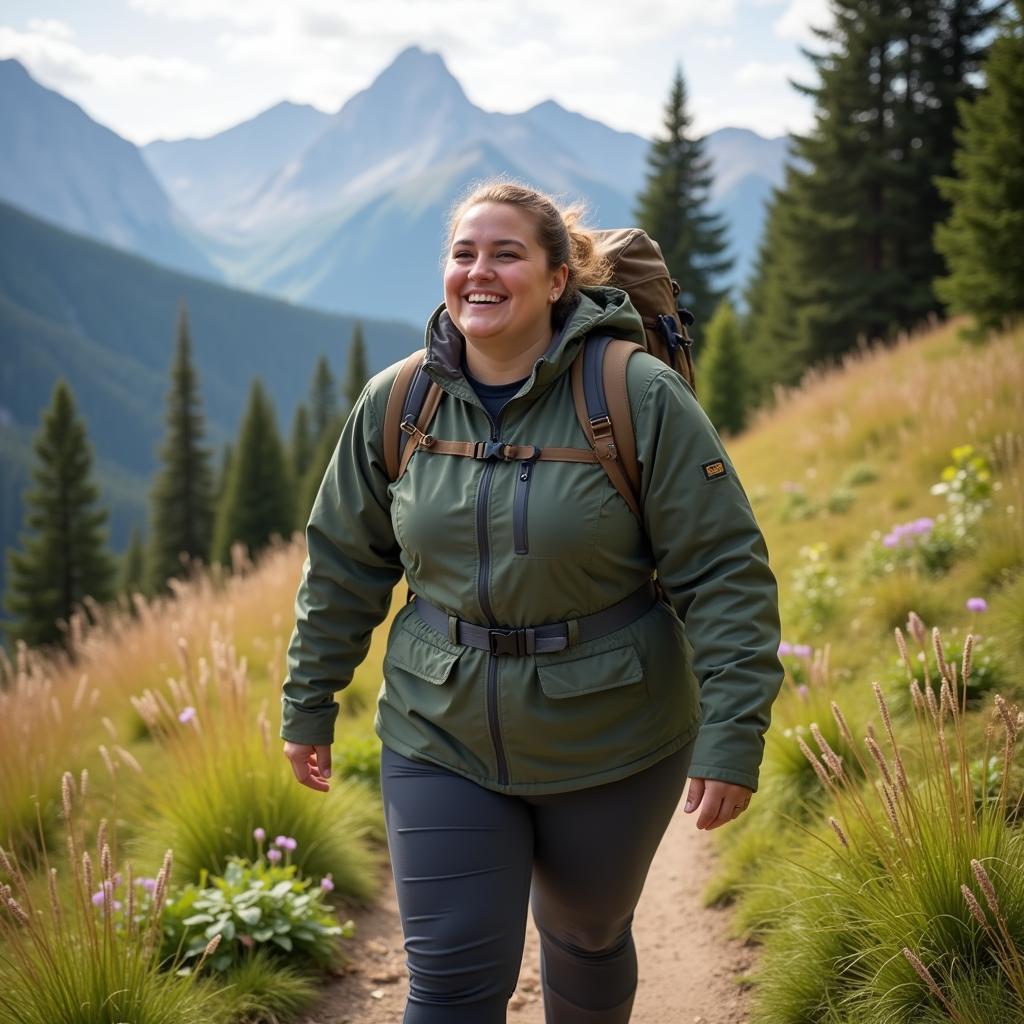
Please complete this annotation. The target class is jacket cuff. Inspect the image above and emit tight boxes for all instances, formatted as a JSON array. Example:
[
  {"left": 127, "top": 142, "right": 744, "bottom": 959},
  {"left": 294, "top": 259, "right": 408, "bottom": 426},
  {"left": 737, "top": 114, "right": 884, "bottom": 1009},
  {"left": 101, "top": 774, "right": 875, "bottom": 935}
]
[
  {"left": 684, "top": 761, "right": 757, "bottom": 790},
  {"left": 279, "top": 698, "right": 339, "bottom": 746}
]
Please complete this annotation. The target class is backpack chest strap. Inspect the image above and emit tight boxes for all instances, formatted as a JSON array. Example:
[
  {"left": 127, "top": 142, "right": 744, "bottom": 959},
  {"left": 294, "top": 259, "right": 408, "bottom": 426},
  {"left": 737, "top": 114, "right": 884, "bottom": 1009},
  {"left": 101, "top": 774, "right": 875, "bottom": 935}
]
[{"left": 397, "top": 422, "right": 599, "bottom": 466}]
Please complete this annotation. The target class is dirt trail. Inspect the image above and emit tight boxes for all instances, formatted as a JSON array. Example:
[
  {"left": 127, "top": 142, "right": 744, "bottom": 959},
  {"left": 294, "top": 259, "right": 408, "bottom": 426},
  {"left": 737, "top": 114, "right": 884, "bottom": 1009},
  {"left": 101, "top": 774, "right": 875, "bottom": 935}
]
[{"left": 307, "top": 801, "right": 754, "bottom": 1023}]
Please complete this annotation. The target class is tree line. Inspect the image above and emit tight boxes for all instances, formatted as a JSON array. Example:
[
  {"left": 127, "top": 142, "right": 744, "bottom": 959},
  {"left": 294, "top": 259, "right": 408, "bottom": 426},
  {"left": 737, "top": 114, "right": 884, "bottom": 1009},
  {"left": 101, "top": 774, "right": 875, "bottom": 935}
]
[
  {"left": 4, "top": 305, "right": 370, "bottom": 650},
  {"left": 636, "top": 0, "right": 1022, "bottom": 436}
]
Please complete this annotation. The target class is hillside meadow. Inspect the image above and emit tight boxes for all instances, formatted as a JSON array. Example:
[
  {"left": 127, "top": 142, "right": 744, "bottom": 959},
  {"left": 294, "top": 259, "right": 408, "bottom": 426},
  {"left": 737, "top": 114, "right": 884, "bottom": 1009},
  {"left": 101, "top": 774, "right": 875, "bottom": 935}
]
[{"left": 1, "top": 319, "right": 1022, "bottom": 1022}]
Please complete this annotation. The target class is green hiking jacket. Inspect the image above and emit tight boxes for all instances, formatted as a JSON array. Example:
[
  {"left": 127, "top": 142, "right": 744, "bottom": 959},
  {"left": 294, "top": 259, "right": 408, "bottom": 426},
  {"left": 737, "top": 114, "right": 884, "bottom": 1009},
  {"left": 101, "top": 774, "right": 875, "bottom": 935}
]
[{"left": 281, "top": 287, "right": 783, "bottom": 794}]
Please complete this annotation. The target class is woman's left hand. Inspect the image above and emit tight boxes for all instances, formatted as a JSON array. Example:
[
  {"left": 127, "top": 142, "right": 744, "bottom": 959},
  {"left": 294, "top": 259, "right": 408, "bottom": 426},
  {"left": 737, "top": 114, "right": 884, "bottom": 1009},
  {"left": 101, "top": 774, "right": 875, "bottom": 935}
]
[{"left": 683, "top": 777, "right": 753, "bottom": 830}]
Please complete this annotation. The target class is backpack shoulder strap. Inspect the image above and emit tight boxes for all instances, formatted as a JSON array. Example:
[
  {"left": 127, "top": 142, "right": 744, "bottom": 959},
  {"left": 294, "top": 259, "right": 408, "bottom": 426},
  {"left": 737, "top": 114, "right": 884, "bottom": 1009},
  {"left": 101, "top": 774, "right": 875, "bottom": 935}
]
[
  {"left": 383, "top": 350, "right": 443, "bottom": 481},
  {"left": 570, "top": 336, "right": 643, "bottom": 520}
]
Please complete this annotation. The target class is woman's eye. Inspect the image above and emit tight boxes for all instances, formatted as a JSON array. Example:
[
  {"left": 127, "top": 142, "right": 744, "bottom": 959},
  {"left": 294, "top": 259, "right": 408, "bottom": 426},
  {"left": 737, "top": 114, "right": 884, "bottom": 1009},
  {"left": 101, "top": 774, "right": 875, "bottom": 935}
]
[
  {"left": 452, "top": 251, "right": 473, "bottom": 260},
  {"left": 497, "top": 251, "right": 519, "bottom": 260}
]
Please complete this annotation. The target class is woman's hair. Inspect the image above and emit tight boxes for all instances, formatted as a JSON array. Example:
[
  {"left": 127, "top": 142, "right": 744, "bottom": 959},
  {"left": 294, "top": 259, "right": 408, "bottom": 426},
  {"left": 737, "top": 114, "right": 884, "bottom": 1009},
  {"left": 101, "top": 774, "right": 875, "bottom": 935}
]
[{"left": 444, "top": 180, "right": 612, "bottom": 324}]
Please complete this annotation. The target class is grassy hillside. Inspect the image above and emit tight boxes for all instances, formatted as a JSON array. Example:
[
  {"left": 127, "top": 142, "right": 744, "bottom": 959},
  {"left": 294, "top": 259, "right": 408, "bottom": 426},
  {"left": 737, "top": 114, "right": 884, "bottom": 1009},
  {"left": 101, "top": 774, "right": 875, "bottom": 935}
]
[
  {"left": 716, "top": 320, "right": 1024, "bottom": 1022},
  {"left": 0, "top": 319, "right": 1020, "bottom": 1022}
]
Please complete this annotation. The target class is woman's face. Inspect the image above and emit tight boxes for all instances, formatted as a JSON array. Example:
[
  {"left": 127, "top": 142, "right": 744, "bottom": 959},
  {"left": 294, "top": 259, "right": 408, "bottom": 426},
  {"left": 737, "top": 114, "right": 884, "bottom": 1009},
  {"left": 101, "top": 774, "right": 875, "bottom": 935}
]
[{"left": 444, "top": 202, "right": 568, "bottom": 350}]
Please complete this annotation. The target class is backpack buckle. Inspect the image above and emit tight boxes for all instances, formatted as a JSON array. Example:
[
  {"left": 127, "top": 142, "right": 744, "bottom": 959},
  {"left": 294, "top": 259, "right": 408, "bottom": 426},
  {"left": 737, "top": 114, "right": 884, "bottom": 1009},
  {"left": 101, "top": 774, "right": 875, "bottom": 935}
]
[
  {"left": 488, "top": 627, "right": 535, "bottom": 656},
  {"left": 474, "top": 440, "right": 513, "bottom": 461},
  {"left": 656, "top": 313, "right": 686, "bottom": 352}
]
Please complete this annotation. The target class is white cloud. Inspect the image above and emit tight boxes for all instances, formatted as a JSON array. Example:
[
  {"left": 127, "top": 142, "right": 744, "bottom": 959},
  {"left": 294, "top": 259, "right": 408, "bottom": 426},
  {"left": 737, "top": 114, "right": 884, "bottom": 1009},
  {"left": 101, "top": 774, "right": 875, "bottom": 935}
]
[
  {"left": 696, "top": 33, "right": 736, "bottom": 51},
  {"left": 25, "top": 18, "right": 75, "bottom": 40},
  {"left": 0, "top": 24, "right": 207, "bottom": 89},
  {"left": 774, "top": 0, "right": 832, "bottom": 42},
  {"left": 131, "top": 0, "right": 738, "bottom": 49},
  {"left": 734, "top": 60, "right": 804, "bottom": 86}
]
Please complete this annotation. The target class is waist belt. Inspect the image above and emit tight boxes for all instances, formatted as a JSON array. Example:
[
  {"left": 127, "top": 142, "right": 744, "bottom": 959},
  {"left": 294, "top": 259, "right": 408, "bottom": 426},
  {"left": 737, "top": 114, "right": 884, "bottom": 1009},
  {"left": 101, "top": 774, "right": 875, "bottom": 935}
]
[{"left": 412, "top": 580, "right": 659, "bottom": 657}]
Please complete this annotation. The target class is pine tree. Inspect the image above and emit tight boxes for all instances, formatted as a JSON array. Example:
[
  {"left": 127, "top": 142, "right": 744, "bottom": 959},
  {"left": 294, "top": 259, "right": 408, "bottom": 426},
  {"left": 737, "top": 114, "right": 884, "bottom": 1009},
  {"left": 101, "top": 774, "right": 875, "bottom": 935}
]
[
  {"left": 289, "top": 403, "right": 313, "bottom": 484},
  {"left": 148, "top": 302, "right": 214, "bottom": 591},
  {"left": 935, "top": 1, "right": 1024, "bottom": 332},
  {"left": 215, "top": 442, "right": 233, "bottom": 509},
  {"left": 699, "top": 301, "right": 748, "bottom": 436},
  {"left": 120, "top": 526, "right": 147, "bottom": 598},
  {"left": 308, "top": 354, "right": 338, "bottom": 447},
  {"left": 742, "top": 184, "right": 811, "bottom": 398},
  {"left": 635, "top": 65, "right": 731, "bottom": 330},
  {"left": 296, "top": 412, "right": 346, "bottom": 530},
  {"left": 5, "top": 380, "right": 116, "bottom": 648},
  {"left": 746, "top": 0, "right": 1003, "bottom": 388},
  {"left": 211, "top": 380, "right": 293, "bottom": 566},
  {"left": 344, "top": 322, "right": 369, "bottom": 414}
]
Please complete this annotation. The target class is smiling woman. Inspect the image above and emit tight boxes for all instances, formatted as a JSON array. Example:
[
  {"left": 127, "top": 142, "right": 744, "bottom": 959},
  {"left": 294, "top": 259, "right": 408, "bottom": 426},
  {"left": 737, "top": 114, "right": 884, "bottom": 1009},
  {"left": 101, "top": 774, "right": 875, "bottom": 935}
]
[{"left": 280, "top": 179, "right": 783, "bottom": 1023}]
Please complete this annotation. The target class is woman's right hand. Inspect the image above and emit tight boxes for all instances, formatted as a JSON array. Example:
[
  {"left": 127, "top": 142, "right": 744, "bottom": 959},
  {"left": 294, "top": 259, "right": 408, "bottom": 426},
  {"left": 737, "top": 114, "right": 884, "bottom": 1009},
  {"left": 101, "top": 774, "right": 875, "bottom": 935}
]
[{"left": 283, "top": 741, "right": 332, "bottom": 793}]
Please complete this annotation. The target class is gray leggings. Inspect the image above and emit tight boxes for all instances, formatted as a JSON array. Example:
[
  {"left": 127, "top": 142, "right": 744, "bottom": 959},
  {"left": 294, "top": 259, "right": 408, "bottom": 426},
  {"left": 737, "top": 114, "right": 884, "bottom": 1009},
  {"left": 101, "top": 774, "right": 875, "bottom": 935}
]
[{"left": 380, "top": 741, "right": 694, "bottom": 1023}]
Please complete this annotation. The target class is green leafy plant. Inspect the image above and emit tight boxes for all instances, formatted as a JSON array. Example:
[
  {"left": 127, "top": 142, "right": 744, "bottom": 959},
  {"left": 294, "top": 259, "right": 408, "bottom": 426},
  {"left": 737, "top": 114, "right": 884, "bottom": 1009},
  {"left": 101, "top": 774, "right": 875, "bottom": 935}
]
[
  {"left": 788, "top": 543, "right": 843, "bottom": 633},
  {"left": 842, "top": 463, "right": 880, "bottom": 488},
  {"left": 930, "top": 444, "right": 993, "bottom": 542},
  {"left": 825, "top": 488, "right": 856, "bottom": 515},
  {"left": 334, "top": 735, "right": 383, "bottom": 786},
  {"left": 780, "top": 486, "right": 818, "bottom": 523},
  {"left": 161, "top": 856, "right": 351, "bottom": 974}
]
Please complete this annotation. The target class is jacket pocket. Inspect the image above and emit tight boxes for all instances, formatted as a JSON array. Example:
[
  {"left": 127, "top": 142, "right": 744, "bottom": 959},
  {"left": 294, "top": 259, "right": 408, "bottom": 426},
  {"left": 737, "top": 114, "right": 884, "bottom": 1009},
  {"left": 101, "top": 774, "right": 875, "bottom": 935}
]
[
  {"left": 384, "top": 616, "right": 463, "bottom": 685},
  {"left": 536, "top": 644, "right": 643, "bottom": 699},
  {"left": 512, "top": 456, "right": 536, "bottom": 555}
]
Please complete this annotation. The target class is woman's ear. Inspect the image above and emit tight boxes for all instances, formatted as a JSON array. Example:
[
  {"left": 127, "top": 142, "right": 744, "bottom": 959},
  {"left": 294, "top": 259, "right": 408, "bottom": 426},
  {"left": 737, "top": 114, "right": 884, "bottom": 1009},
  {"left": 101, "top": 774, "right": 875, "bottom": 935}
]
[{"left": 549, "top": 264, "right": 569, "bottom": 303}]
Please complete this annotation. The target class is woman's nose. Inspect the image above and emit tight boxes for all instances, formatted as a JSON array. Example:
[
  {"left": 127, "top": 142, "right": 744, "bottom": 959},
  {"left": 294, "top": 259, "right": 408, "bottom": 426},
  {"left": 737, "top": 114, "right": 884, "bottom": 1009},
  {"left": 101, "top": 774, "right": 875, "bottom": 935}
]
[{"left": 468, "top": 257, "right": 494, "bottom": 279}]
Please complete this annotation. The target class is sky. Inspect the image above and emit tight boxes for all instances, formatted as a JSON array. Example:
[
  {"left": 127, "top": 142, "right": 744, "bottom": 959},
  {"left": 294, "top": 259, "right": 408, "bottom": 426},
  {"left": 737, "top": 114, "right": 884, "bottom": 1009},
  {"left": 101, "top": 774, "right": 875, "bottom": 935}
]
[{"left": 0, "top": 0, "right": 833, "bottom": 145}]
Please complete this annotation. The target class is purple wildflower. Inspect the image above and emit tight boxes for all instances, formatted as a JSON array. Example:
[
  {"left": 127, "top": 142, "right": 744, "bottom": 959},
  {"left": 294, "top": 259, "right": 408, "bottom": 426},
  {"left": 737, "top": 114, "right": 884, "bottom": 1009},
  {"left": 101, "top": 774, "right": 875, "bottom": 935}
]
[
  {"left": 794, "top": 644, "right": 813, "bottom": 658},
  {"left": 778, "top": 642, "right": 793, "bottom": 657},
  {"left": 274, "top": 835, "right": 288, "bottom": 848},
  {"left": 91, "top": 890, "right": 105, "bottom": 907},
  {"left": 796, "top": 685, "right": 810, "bottom": 702},
  {"left": 320, "top": 874, "right": 335, "bottom": 893},
  {"left": 178, "top": 706, "right": 197, "bottom": 724},
  {"left": 279, "top": 837, "right": 298, "bottom": 852},
  {"left": 966, "top": 597, "right": 988, "bottom": 613},
  {"left": 266, "top": 848, "right": 282, "bottom": 864},
  {"left": 253, "top": 827, "right": 266, "bottom": 842}
]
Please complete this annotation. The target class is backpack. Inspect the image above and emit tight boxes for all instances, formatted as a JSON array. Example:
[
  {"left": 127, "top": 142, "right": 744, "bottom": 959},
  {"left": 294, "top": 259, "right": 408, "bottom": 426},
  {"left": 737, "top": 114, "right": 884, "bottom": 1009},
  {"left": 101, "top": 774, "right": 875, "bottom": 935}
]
[{"left": 382, "top": 227, "right": 695, "bottom": 520}]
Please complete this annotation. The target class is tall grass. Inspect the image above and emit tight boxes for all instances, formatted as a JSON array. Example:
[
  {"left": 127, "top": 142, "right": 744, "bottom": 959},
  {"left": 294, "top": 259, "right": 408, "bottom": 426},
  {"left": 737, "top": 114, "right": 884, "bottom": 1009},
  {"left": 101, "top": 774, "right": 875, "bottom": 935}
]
[
  {"left": 0, "top": 543, "right": 305, "bottom": 861},
  {"left": 126, "top": 621, "right": 380, "bottom": 900},
  {"left": 0, "top": 773, "right": 220, "bottom": 1024},
  {"left": 752, "top": 627, "right": 1024, "bottom": 1023}
]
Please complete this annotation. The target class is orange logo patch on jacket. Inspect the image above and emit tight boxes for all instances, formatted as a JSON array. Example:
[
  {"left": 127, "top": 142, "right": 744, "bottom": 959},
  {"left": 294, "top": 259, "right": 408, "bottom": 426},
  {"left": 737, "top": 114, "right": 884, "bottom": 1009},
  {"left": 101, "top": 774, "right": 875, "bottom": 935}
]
[{"left": 701, "top": 460, "right": 727, "bottom": 481}]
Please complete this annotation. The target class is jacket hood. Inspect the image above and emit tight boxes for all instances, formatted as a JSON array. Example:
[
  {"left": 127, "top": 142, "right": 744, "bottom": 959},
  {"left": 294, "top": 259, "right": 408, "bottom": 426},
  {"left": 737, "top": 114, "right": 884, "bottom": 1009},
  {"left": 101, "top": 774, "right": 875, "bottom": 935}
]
[{"left": 422, "top": 286, "right": 646, "bottom": 399}]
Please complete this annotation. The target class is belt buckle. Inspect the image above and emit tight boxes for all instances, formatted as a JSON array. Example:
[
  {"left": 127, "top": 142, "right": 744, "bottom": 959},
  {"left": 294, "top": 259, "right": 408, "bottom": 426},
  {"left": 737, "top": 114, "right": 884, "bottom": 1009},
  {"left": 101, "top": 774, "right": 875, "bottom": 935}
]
[{"left": 488, "top": 627, "right": 533, "bottom": 656}]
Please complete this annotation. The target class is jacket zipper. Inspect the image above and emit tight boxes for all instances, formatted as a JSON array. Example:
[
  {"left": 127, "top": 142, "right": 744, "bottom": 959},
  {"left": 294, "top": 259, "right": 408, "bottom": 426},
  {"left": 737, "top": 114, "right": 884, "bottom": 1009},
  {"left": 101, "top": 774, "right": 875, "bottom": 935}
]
[
  {"left": 513, "top": 457, "right": 537, "bottom": 555},
  {"left": 476, "top": 408, "right": 509, "bottom": 786}
]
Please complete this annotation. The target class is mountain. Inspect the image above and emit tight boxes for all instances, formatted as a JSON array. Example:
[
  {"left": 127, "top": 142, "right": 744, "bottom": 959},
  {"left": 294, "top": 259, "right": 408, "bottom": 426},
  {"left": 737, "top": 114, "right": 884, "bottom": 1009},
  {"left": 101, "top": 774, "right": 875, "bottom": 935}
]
[
  {"left": 141, "top": 47, "right": 789, "bottom": 325},
  {"left": 702, "top": 129, "right": 790, "bottom": 293},
  {"left": 142, "top": 101, "right": 333, "bottom": 232},
  {"left": 4, "top": 45, "right": 791, "bottom": 328},
  {"left": 0, "top": 58, "right": 219, "bottom": 281},
  {"left": 702, "top": 127, "right": 790, "bottom": 202},
  {"left": 0, "top": 199, "right": 421, "bottom": 601}
]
